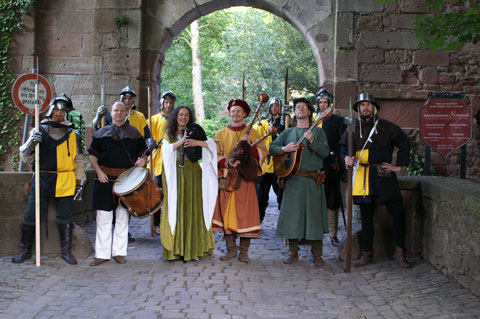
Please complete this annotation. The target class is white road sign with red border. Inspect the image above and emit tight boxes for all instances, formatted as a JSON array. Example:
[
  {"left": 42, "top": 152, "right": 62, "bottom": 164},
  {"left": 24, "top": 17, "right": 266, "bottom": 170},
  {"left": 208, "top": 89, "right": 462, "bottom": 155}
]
[{"left": 11, "top": 73, "right": 52, "bottom": 115}]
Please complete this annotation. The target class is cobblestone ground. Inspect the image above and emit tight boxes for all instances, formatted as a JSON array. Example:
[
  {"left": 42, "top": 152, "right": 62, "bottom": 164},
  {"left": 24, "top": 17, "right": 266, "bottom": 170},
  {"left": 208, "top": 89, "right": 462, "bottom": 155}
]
[{"left": 1, "top": 194, "right": 479, "bottom": 319}]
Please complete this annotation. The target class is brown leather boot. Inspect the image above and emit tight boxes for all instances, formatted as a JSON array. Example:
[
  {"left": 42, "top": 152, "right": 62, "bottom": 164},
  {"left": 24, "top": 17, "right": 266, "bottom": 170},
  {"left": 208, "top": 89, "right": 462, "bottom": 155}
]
[
  {"left": 220, "top": 234, "right": 237, "bottom": 261},
  {"left": 238, "top": 237, "right": 250, "bottom": 263},
  {"left": 283, "top": 251, "right": 299, "bottom": 264},
  {"left": 353, "top": 250, "right": 374, "bottom": 267},
  {"left": 394, "top": 247, "right": 410, "bottom": 268}
]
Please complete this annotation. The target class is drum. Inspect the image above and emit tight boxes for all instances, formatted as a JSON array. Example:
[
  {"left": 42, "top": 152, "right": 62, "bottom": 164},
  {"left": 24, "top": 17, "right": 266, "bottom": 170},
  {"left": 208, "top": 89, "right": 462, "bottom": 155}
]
[{"left": 113, "top": 166, "right": 163, "bottom": 218}]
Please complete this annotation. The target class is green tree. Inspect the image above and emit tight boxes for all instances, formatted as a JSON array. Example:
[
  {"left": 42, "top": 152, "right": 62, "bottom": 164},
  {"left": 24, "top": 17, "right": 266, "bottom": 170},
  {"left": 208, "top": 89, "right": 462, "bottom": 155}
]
[
  {"left": 161, "top": 7, "right": 318, "bottom": 133},
  {"left": 378, "top": 0, "right": 480, "bottom": 50}
]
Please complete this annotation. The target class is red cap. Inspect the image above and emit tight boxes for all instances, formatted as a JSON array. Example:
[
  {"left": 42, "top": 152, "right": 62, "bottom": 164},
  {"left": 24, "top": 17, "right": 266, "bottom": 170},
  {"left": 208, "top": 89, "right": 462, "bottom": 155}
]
[{"left": 227, "top": 99, "right": 250, "bottom": 117}]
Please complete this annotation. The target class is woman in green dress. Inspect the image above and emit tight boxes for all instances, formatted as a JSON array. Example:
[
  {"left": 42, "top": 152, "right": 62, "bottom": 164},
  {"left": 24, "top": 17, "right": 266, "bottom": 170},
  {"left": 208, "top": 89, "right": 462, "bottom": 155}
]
[{"left": 160, "top": 106, "right": 218, "bottom": 261}]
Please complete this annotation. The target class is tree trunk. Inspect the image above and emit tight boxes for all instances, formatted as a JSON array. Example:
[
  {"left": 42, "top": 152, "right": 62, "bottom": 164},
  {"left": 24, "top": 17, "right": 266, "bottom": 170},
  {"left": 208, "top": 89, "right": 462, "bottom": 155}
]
[{"left": 191, "top": 20, "right": 205, "bottom": 122}]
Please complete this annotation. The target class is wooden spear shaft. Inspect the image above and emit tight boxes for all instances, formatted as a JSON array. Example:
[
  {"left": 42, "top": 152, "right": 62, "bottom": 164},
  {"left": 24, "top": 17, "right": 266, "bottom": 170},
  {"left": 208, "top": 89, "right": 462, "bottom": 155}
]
[
  {"left": 101, "top": 61, "right": 106, "bottom": 127},
  {"left": 100, "top": 84, "right": 105, "bottom": 127},
  {"left": 346, "top": 98, "right": 353, "bottom": 273},
  {"left": 148, "top": 86, "right": 152, "bottom": 122},
  {"left": 147, "top": 75, "right": 154, "bottom": 237},
  {"left": 34, "top": 57, "right": 41, "bottom": 267}
]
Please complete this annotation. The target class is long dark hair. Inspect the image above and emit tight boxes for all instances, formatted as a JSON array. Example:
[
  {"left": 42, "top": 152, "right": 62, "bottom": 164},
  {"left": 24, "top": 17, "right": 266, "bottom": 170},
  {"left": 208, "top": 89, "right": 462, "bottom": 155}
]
[{"left": 166, "top": 106, "right": 195, "bottom": 140}]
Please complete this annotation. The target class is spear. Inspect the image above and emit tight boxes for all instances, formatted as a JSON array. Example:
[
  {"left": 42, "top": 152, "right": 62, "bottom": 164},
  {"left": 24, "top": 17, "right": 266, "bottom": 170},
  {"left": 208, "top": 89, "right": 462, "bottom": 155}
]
[
  {"left": 283, "top": 68, "right": 291, "bottom": 128},
  {"left": 147, "top": 70, "right": 155, "bottom": 237},
  {"left": 148, "top": 70, "right": 152, "bottom": 123},
  {"left": 101, "top": 60, "right": 106, "bottom": 127},
  {"left": 284, "top": 67, "right": 289, "bottom": 106},
  {"left": 241, "top": 72, "right": 246, "bottom": 101},
  {"left": 346, "top": 98, "right": 353, "bottom": 272},
  {"left": 34, "top": 57, "right": 41, "bottom": 267}
]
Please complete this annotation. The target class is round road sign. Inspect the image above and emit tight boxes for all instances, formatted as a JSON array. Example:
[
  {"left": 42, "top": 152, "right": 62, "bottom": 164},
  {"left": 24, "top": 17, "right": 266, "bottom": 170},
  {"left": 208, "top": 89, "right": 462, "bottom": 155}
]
[{"left": 11, "top": 73, "right": 52, "bottom": 115}]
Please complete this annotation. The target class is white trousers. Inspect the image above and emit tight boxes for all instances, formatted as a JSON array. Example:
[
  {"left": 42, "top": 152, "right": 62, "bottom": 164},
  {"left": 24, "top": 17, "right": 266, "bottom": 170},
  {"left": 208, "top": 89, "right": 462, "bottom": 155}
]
[{"left": 95, "top": 206, "right": 129, "bottom": 259}]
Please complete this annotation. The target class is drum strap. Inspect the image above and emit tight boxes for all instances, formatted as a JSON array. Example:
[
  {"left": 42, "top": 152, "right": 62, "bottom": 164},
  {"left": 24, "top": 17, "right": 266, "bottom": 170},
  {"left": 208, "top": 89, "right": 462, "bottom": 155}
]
[{"left": 113, "top": 125, "right": 135, "bottom": 165}]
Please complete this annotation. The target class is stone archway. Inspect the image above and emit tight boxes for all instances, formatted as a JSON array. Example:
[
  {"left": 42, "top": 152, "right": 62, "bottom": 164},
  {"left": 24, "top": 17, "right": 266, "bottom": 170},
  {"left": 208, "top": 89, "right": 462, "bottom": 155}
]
[{"left": 140, "top": 0, "right": 337, "bottom": 113}]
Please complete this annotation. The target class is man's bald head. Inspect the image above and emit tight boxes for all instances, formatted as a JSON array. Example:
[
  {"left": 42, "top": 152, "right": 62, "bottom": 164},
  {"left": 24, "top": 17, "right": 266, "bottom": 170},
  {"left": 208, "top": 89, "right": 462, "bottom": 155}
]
[{"left": 111, "top": 101, "right": 128, "bottom": 126}]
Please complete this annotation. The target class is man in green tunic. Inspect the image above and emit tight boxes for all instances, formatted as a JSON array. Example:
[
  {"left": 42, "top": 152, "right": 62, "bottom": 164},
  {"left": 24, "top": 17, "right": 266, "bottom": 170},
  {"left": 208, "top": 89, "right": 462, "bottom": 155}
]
[{"left": 270, "top": 97, "right": 330, "bottom": 266}]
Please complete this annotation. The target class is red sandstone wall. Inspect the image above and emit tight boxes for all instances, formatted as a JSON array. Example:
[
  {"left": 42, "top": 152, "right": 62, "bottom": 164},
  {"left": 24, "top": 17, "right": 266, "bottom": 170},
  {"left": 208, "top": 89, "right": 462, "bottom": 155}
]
[
  {"left": 351, "top": 1, "right": 480, "bottom": 181},
  {"left": 4, "top": 0, "right": 480, "bottom": 181}
]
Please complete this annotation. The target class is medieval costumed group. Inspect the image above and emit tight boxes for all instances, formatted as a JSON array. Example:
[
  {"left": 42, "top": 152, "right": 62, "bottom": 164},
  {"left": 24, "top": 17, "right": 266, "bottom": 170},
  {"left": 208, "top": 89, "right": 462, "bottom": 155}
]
[{"left": 12, "top": 86, "right": 411, "bottom": 269}]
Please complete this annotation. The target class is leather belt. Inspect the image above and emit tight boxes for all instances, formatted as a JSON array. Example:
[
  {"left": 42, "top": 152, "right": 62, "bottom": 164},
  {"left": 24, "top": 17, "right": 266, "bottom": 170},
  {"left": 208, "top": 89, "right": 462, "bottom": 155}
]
[
  {"left": 295, "top": 170, "right": 326, "bottom": 187},
  {"left": 100, "top": 165, "right": 128, "bottom": 177}
]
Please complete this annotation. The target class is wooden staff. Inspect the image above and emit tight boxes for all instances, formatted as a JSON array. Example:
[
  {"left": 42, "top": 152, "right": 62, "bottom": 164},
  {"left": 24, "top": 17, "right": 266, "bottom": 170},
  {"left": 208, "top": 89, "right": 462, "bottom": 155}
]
[
  {"left": 283, "top": 68, "right": 291, "bottom": 129},
  {"left": 147, "top": 71, "right": 152, "bottom": 123},
  {"left": 346, "top": 98, "right": 353, "bottom": 273},
  {"left": 34, "top": 57, "right": 41, "bottom": 267},
  {"left": 241, "top": 73, "right": 246, "bottom": 101},
  {"left": 147, "top": 72, "right": 154, "bottom": 237},
  {"left": 101, "top": 64, "right": 106, "bottom": 127},
  {"left": 250, "top": 126, "right": 277, "bottom": 147}
]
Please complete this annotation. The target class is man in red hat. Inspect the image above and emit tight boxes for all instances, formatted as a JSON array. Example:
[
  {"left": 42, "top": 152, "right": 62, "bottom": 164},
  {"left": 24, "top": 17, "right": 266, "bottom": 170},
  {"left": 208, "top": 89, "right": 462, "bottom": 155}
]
[{"left": 212, "top": 99, "right": 267, "bottom": 263}]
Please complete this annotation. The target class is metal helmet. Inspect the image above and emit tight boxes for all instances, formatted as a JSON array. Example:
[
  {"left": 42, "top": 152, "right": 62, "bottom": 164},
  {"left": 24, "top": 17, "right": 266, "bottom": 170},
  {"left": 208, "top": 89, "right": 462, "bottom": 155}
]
[
  {"left": 352, "top": 92, "right": 380, "bottom": 112},
  {"left": 159, "top": 90, "right": 176, "bottom": 110},
  {"left": 267, "top": 97, "right": 282, "bottom": 119},
  {"left": 45, "top": 94, "right": 71, "bottom": 118},
  {"left": 315, "top": 86, "right": 333, "bottom": 109},
  {"left": 268, "top": 97, "right": 282, "bottom": 111},
  {"left": 120, "top": 86, "right": 136, "bottom": 109},
  {"left": 58, "top": 93, "right": 74, "bottom": 111}
]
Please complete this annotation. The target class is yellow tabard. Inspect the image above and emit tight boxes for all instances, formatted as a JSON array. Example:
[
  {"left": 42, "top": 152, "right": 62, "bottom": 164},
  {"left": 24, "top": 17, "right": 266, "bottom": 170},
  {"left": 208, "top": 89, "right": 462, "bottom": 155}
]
[
  {"left": 149, "top": 113, "right": 168, "bottom": 176},
  {"left": 253, "top": 119, "right": 274, "bottom": 173},
  {"left": 128, "top": 110, "right": 148, "bottom": 137},
  {"left": 312, "top": 113, "right": 323, "bottom": 128},
  {"left": 55, "top": 131, "right": 77, "bottom": 197},
  {"left": 353, "top": 149, "right": 370, "bottom": 196}
]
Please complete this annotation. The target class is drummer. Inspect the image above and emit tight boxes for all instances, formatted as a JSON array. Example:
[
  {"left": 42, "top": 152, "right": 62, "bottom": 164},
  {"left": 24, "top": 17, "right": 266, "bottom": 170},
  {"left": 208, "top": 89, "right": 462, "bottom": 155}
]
[{"left": 88, "top": 101, "right": 147, "bottom": 266}]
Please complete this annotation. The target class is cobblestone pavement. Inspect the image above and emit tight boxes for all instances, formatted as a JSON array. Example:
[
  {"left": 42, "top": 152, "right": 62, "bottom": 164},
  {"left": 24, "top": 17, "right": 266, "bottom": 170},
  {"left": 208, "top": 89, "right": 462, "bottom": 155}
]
[{"left": 1, "top": 195, "right": 479, "bottom": 319}]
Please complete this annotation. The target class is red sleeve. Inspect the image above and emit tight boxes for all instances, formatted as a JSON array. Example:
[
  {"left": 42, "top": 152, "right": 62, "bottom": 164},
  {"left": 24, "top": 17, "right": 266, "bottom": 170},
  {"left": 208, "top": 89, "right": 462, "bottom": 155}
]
[
  {"left": 251, "top": 146, "right": 259, "bottom": 160},
  {"left": 218, "top": 158, "right": 227, "bottom": 168}
]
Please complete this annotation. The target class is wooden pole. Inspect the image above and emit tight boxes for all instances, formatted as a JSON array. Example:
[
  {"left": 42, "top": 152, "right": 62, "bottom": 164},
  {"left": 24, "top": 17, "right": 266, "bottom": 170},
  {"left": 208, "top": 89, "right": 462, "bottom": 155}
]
[
  {"left": 284, "top": 68, "right": 291, "bottom": 129},
  {"left": 242, "top": 73, "right": 246, "bottom": 101},
  {"left": 34, "top": 57, "right": 41, "bottom": 267},
  {"left": 148, "top": 79, "right": 152, "bottom": 123},
  {"left": 101, "top": 60, "right": 106, "bottom": 127},
  {"left": 100, "top": 83, "right": 105, "bottom": 127},
  {"left": 147, "top": 80, "right": 155, "bottom": 237},
  {"left": 346, "top": 98, "right": 353, "bottom": 273}
]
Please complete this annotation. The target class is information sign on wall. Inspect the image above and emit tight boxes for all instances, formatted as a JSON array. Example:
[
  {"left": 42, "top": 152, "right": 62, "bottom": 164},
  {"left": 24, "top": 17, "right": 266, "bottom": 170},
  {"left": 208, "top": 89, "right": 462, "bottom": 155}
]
[{"left": 419, "top": 93, "right": 472, "bottom": 159}]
